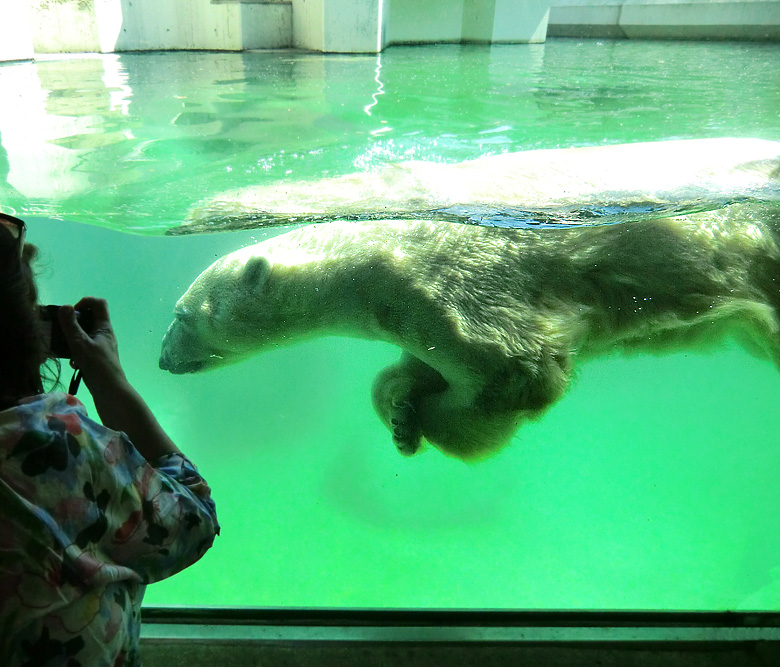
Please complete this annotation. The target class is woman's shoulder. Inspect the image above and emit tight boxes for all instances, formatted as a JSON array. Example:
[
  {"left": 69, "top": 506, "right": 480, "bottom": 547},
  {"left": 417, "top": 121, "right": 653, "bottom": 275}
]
[
  {"left": 17, "top": 391, "right": 86, "bottom": 412},
  {"left": 2, "top": 392, "right": 86, "bottom": 428}
]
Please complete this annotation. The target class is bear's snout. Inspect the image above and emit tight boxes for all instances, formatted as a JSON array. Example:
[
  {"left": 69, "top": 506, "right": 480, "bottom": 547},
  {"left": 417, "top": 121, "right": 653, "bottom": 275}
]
[
  {"left": 158, "top": 350, "right": 206, "bottom": 374},
  {"left": 159, "top": 317, "right": 210, "bottom": 374}
]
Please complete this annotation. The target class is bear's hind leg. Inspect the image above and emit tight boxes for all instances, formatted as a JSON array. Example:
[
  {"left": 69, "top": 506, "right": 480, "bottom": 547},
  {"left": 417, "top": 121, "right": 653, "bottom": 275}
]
[{"left": 371, "top": 353, "right": 447, "bottom": 456}]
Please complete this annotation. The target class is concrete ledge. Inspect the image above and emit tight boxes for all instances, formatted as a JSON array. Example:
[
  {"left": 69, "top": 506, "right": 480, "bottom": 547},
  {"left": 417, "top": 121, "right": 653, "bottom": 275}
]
[
  {"left": 548, "top": 5, "right": 628, "bottom": 37},
  {"left": 549, "top": 1, "right": 780, "bottom": 40},
  {"left": 621, "top": 2, "right": 780, "bottom": 39}
]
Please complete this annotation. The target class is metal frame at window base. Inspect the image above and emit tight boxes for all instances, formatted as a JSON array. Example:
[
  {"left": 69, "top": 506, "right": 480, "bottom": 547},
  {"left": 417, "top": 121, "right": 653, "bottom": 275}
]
[{"left": 140, "top": 608, "right": 780, "bottom": 643}]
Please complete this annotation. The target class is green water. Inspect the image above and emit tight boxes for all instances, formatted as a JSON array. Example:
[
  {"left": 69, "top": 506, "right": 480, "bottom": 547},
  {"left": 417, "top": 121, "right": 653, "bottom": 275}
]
[{"left": 3, "top": 40, "right": 780, "bottom": 610}]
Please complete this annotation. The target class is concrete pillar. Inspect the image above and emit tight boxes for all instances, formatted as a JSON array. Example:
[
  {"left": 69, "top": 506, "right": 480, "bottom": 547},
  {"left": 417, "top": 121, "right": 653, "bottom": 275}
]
[
  {"left": 0, "top": 2, "right": 35, "bottom": 62},
  {"left": 492, "top": 0, "right": 550, "bottom": 42},
  {"left": 385, "top": 0, "right": 467, "bottom": 45},
  {"left": 463, "top": 0, "right": 550, "bottom": 43},
  {"left": 241, "top": 1, "right": 292, "bottom": 49},
  {"left": 292, "top": 0, "right": 385, "bottom": 53},
  {"left": 291, "top": 0, "right": 325, "bottom": 50},
  {"left": 94, "top": 0, "right": 124, "bottom": 53},
  {"left": 462, "top": 0, "right": 495, "bottom": 41}
]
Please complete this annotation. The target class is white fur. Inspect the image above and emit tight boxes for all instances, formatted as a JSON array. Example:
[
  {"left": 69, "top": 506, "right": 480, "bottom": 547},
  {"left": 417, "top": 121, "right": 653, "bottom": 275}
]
[{"left": 161, "top": 203, "right": 780, "bottom": 461}]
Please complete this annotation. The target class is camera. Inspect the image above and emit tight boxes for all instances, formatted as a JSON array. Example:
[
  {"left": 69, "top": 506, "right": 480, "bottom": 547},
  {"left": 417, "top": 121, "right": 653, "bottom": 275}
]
[{"left": 39, "top": 305, "right": 94, "bottom": 359}]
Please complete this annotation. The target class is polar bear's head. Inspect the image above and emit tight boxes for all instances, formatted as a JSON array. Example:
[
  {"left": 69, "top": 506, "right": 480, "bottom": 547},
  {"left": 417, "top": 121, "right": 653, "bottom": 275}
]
[{"left": 159, "top": 247, "right": 273, "bottom": 374}]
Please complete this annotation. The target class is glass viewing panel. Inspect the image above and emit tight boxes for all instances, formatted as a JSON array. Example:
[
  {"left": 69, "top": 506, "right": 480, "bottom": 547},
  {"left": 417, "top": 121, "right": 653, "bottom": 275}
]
[{"left": 2, "top": 40, "right": 780, "bottom": 610}]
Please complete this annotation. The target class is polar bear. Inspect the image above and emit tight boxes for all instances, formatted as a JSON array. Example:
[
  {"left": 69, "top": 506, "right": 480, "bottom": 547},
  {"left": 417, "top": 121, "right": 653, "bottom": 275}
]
[
  {"left": 160, "top": 203, "right": 780, "bottom": 461},
  {"left": 175, "top": 138, "right": 780, "bottom": 234}
]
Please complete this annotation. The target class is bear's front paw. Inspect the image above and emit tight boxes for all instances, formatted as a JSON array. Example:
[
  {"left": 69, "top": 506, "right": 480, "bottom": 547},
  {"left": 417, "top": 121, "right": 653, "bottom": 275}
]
[{"left": 390, "top": 399, "right": 422, "bottom": 456}]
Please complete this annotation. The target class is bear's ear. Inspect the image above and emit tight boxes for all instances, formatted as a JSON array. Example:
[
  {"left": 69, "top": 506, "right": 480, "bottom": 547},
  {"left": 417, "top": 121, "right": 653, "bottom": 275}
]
[{"left": 242, "top": 255, "right": 272, "bottom": 294}]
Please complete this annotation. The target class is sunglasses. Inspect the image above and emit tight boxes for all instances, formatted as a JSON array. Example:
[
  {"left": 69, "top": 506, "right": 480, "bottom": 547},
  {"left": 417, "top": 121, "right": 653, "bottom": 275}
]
[{"left": 0, "top": 212, "right": 26, "bottom": 259}]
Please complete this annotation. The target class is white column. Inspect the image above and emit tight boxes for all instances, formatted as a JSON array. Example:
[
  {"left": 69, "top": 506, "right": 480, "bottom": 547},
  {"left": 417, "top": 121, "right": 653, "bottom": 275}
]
[
  {"left": 462, "top": 0, "right": 494, "bottom": 41},
  {"left": 0, "top": 1, "right": 34, "bottom": 62},
  {"left": 492, "top": 0, "right": 550, "bottom": 43},
  {"left": 463, "top": 0, "right": 550, "bottom": 43},
  {"left": 293, "top": 0, "right": 385, "bottom": 53},
  {"left": 387, "top": 0, "right": 467, "bottom": 45},
  {"left": 292, "top": 0, "right": 326, "bottom": 50},
  {"left": 241, "top": 1, "right": 293, "bottom": 49},
  {"left": 94, "top": 0, "right": 124, "bottom": 53}
]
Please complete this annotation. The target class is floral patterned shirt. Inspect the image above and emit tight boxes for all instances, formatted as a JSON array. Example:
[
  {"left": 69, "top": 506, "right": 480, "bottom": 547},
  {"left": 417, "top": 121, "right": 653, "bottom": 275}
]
[{"left": 0, "top": 392, "right": 220, "bottom": 667}]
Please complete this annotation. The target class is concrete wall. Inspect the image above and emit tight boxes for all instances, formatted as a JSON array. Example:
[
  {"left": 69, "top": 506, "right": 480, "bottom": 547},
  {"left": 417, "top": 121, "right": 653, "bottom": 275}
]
[
  {"left": 0, "top": 2, "right": 35, "bottom": 62},
  {"left": 30, "top": 0, "right": 101, "bottom": 53},
  {"left": 111, "top": 0, "right": 243, "bottom": 51},
  {"left": 548, "top": 0, "right": 780, "bottom": 40},
  {"left": 14, "top": 0, "right": 555, "bottom": 55},
  {"left": 8, "top": 0, "right": 780, "bottom": 56},
  {"left": 27, "top": 0, "right": 292, "bottom": 53}
]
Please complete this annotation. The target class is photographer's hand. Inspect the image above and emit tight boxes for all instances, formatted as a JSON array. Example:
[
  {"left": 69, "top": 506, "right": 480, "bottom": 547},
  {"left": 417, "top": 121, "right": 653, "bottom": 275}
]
[
  {"left": 59, "top": 297, "right": 124, "bottom": 390},
  {"left": 59, "top": 298, "right": 180, "bottom": 461}
]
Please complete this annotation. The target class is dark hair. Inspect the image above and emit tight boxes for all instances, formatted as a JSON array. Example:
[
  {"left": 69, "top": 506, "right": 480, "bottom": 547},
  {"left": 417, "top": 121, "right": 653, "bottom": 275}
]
[{"left": 0, "top": 229, "right": 46, "bottom": 410}]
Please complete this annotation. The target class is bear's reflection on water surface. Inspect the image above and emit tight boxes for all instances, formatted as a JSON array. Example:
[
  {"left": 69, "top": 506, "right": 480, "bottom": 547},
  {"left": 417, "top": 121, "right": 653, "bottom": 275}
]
[
  {"left": 160, "top": 203, "right": 780, "bottom": 461},
  {"left": 176, "top": 137, "right": 780, "bottom": 233}
]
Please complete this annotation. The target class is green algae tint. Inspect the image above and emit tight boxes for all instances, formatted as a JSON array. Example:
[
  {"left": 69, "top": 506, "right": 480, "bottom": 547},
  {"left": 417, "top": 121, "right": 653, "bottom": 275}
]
[{"left": 3, "top": 39, "right": 780, "bottom": 610}]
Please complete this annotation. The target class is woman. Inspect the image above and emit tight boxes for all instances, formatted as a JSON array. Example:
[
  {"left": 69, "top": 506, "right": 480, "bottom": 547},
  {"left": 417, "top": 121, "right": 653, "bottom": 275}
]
[{"left": 0, "top": 212, "right": 220, "bottom": 666}]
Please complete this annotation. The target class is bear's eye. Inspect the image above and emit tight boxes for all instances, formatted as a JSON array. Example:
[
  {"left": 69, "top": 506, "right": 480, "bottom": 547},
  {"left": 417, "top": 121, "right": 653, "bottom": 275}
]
[{"left": 174, "top": 305, "right": 201, "bottom": 324}]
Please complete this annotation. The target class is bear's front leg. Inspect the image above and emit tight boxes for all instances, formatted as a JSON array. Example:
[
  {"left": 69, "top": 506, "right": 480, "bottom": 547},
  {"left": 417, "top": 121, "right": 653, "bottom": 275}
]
[{"left": 371, "top": 353, "right": 447, "bottom": 456}]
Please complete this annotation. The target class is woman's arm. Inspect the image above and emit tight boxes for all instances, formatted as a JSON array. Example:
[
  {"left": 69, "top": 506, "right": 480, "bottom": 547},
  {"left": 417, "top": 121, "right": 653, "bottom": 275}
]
[{"left": 58, "top": 297, "right": 180, "bottom": 462}]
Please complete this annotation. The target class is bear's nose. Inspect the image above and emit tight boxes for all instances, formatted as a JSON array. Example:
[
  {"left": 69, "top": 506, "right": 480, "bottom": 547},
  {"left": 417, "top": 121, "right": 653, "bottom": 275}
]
[{"left": 159, "top": 355, "right": 205, "bottom": 374}]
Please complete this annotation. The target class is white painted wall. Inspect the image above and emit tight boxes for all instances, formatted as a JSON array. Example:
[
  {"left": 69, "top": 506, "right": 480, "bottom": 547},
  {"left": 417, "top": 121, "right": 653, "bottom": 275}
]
[{"left": 0, "top": 2, "right": 35, "bottom": 62}]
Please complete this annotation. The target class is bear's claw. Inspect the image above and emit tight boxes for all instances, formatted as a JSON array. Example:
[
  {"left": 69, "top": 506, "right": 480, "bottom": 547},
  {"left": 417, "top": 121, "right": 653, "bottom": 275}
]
[{"left": 389, "top": 399, "right": 422, "bottom": 456}]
